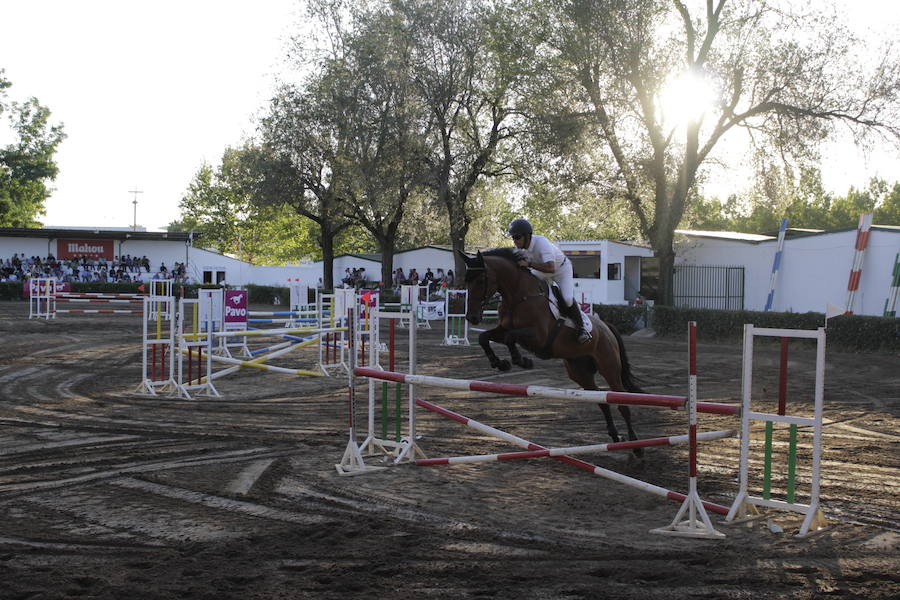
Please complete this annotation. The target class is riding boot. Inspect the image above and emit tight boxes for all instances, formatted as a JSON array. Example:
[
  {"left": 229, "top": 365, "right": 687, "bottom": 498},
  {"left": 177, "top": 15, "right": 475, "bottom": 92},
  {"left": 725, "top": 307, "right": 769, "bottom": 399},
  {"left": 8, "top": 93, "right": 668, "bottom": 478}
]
[{"left": 564, "top": 301, "right": 592, "bottom": 344}]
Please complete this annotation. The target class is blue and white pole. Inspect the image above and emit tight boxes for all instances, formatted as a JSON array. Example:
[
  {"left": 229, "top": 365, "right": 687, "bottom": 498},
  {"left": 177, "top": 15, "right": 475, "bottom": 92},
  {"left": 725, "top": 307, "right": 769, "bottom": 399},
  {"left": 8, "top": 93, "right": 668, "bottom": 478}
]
[{"left": 764, "top": 218, "right": 789, "bottom": 312}]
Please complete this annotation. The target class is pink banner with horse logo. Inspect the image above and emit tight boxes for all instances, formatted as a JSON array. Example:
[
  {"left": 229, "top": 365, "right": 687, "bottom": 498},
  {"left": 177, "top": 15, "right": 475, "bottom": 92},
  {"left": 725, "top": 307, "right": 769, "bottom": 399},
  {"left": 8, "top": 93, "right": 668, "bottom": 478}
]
[{"left": 224, "top": 290, "right": 248, "bottom": 326}]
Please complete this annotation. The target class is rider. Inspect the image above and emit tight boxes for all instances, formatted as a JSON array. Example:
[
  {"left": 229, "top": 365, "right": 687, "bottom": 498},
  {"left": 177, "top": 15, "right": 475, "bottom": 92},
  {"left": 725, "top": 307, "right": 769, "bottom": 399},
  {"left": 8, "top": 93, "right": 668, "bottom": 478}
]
[{"left": 507, "top": 218, "right": 592, "bottom": 344}]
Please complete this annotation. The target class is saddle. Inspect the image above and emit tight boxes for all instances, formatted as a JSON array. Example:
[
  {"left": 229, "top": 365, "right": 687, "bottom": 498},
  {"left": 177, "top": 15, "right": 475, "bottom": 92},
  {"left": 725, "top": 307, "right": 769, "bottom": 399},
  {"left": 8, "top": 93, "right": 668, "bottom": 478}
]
[{"left": 539, "top": 280, "right": 593, "bottom": 333}]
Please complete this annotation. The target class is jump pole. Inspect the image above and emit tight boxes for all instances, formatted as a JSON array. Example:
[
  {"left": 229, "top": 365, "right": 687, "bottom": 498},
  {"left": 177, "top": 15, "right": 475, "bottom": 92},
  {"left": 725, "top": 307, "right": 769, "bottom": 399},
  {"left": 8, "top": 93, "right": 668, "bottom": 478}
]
[
  {"left": 417, "top": 429, "right": 735, "bottom": 465},
  {"left": 352, "top": 368, "right": 739, "bottom": 416},
  {"left": 651, "top": 321, "right": 726, "bottom": 539},
  {"left": 336, "top": 307, "right": 385, "bottom": 476},
  {"left": 415, "top": 398, "right": 731, "bottom": 516}
]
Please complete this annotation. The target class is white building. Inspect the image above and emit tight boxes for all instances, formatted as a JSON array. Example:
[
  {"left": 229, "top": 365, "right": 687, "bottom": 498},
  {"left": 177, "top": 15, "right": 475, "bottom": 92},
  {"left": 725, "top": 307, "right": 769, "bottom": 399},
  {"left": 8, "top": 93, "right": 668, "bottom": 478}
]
[
  {"left": 674, "top": 225, "right": 900, "bottom": 316},
  {"left": 557, "top": 240, "right": 656, "bottom": 306},
  {"left": 0, "top": 227, "right": 319, "bottom": 287}
]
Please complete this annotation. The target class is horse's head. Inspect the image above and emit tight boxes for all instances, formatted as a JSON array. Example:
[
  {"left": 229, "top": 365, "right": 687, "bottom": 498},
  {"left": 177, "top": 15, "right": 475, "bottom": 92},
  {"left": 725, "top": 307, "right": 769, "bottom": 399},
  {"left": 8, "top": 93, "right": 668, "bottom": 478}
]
[{"left": 457, "top": 249, "right": 497, "bottom": 325}]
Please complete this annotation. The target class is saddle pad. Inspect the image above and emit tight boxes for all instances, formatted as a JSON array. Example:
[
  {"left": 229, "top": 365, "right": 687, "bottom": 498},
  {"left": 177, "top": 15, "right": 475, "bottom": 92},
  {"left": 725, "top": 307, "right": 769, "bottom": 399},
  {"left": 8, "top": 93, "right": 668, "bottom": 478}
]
[{"left": 547, "top": 294, "right": 593, "bottom": 333}]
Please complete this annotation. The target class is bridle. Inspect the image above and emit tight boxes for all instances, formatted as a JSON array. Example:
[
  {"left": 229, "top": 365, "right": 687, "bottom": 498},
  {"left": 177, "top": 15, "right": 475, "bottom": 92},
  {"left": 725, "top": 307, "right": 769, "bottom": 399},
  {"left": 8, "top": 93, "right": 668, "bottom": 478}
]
[{"left": 468, "top": 258, "right": 546, "bottom": 317}]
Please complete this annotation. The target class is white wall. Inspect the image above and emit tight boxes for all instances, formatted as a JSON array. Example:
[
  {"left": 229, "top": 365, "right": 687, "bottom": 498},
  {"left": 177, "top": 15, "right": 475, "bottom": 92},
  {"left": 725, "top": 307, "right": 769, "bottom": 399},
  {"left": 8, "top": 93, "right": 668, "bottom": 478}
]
[
  {"left": 675, "top": 229, "right": 900, "bottom": 316},
  {"left": 0, "top": 236, "right": 54, "bottom": 260},
  {"left": 393, "top": 247, "right": 456, "bottom": 281}
]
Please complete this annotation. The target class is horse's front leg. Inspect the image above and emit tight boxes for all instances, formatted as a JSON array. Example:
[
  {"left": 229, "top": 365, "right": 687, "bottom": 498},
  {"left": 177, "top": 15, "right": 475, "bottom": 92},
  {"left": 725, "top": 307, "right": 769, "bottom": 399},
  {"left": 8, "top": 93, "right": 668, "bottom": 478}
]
[
  {"left": 478, "top": 327, "right": 511, "bottom": 371},
  {"left": 503, "top": 327, "right": 534, "bottom": 369}
]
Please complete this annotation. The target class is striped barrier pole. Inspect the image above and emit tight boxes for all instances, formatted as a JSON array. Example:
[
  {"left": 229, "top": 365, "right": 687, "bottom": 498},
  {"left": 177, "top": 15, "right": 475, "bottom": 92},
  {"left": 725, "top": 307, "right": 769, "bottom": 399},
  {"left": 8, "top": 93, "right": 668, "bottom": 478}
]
[
  {"left": 884, "top": 252, "right": 899, "bottom": 317},
  {"left": 189, "top": 349, "right": 323, "bottom": 377},
  {"left": 845, "top": 212, "right": 873, "bottom": 314},
  {"left": 416, "top": 398, "right": 731, "bottom": 516},
  {"left": 652, "top": 321, "right": 726, "bottom": 538},
  {"left": 764, "top": 218, "right": 788, "bottom": 312},
  {"left": 54, "top": 309, "right": 143, "bottom": 314},
  {"left": 353, "top": 367, "right": 739, "bottom": 416},
  {"left": 417, "top": 429, "right": 736, "bottom": 466}
]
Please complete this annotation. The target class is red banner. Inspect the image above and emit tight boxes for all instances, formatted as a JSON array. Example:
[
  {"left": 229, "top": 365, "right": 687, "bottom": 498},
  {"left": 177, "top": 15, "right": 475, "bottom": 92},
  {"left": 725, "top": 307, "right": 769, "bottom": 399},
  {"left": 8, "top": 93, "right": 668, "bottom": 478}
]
[{"left": 57, "top": 239, "right": 115, "bottom": 260}]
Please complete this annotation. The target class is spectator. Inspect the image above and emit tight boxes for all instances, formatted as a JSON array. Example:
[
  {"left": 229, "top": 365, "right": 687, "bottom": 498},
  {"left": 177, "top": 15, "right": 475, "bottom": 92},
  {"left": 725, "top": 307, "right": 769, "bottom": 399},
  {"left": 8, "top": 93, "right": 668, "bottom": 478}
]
[
  {"left": 445, "top": 269, "right": 455, "bottom": 287},
  {"left": 407, "top": 268, "right": 420, "bottom": 285}
]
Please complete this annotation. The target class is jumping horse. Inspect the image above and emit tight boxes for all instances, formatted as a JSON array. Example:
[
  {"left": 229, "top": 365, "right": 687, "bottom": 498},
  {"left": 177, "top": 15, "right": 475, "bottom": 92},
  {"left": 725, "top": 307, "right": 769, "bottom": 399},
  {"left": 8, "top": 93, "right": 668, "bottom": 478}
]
[{"left": 458, "top": 248, "right": 643, "bottom": 451}]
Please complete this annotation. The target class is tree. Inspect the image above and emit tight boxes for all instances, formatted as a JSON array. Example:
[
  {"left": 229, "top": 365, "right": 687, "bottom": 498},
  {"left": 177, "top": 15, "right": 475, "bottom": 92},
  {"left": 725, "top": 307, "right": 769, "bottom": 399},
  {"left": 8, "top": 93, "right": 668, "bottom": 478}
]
[
  {"left": 331, "top": 3, "right": 432, "bottom": 286},
  {"left": 397, "top": 0, "right": 530, "bottom": 276},
  {"left": 0, "top": 70, "right": 65, "bottom": 227},
  {"left": 174, "top": 147, "right": 323, "bottom": 265},
  {"left": 534, "top": 0, "right": 900, "bottom": 304}
]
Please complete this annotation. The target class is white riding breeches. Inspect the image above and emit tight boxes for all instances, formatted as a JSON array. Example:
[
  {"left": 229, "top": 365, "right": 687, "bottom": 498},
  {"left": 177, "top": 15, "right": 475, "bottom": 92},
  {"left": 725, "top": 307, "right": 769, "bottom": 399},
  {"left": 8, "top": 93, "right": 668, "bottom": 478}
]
[{"left": 531, "top": 256, "right": 575, "bottom": 306}]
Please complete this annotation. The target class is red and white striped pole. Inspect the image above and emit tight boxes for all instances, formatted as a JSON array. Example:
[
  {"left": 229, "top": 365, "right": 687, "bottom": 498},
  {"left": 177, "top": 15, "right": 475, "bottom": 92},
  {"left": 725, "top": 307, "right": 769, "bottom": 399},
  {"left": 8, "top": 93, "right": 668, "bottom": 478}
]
[
  {"left": 845, "top": 213, "right": 873, "bottom": 314},
  {"left": 651, "top": 321, "right": 725, "bottom": 538},
  {"left": 416, "top": 398, "right": 731, "bottom": 516}
]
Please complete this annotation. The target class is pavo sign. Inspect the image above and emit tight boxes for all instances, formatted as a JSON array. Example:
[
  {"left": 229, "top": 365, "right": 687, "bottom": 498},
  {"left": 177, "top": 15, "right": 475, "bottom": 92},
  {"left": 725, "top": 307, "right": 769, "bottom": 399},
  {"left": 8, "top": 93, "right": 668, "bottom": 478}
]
[{"left": 57, "top": 239, "right": 114, "bottom": 260}]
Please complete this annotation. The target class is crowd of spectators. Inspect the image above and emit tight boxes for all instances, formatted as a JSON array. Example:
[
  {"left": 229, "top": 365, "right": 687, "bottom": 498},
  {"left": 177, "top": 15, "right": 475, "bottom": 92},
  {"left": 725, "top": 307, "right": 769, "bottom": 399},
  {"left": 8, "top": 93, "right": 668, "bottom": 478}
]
[
  {"left": 391, "top": 267, "right": 455, "bottom": 294},
  {"left": 0, "top": 253, "right": 193, "bottom": 284}
]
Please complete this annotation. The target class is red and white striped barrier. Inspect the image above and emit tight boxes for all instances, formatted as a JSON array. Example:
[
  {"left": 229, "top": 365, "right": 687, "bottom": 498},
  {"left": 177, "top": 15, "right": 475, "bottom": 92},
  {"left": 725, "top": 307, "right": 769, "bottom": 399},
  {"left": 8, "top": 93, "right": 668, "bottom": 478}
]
[
  {"left": 55, "top": 309, "right": 143, "bottom": 314},
  {"left": 56, "top": 293, "right": 147, "bottom": 300},
  {"left": 56, "top": 298, "right": 144, "bottom": 304},
  {"left": 845, "top": 212, "right": 873, "bottom": 314},
  {"left": 415, "top": 398, "right": 731, "bottom": 516},
  {"left": 417, "top": 428, "right": 735, "bottom": 466},
  {"left": 353, "top": 367, "right": 739, "bottom": 416}
]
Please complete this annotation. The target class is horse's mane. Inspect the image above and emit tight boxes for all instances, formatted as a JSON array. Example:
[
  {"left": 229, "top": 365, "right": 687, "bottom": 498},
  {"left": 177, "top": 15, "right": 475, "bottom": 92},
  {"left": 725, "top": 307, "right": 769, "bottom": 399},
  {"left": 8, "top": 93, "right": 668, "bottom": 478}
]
[
  {"left": 464, "top": 247, "right": 521, "bottom": 282},
  {"left": 481, "top": 247, "right": 520, "bottom": 263}
]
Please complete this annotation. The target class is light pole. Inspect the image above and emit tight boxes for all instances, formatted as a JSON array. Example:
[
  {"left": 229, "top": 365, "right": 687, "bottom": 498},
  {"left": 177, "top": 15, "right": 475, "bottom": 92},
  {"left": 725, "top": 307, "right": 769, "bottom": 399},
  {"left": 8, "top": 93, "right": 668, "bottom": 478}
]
[{"left": 129, "top": 187, "right": 143, "bottom": 231}]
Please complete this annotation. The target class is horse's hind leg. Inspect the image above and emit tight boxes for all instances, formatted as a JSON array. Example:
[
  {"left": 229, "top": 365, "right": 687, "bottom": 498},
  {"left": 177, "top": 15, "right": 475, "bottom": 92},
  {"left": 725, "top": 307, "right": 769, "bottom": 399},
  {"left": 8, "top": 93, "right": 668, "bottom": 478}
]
[
  {"left": 593, "top": 345, "right": 642, "bottom": 456},
  {"left": 564, "top": 358, "right": 622, "bottom": 443}
]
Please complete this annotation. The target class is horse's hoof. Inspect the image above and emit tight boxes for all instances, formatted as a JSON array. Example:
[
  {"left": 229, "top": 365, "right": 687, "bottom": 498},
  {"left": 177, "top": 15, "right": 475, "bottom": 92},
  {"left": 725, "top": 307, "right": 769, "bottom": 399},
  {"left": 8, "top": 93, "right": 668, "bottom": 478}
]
[
  {"left": 519, "top": 357, "right": 533, "bottom": 369},
  {"left": 497, "top": 360, "right": 511, "bottom": 371},
  {"left": 632, "top": 447, "right": 644, "bottom": 459}
]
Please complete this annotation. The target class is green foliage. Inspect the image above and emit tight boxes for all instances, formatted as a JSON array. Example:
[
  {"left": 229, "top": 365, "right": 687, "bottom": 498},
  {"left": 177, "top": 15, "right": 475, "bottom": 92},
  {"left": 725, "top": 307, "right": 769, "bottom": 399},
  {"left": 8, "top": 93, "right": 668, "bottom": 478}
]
[
  {"left": 687, "top": 170, "right": 900, "bottom": 233},
  {"left": 651, "top": 305, "right": 898, "bottom": 353},
  {"left": 0, "top": 71, "right": 65, "bottom": 227},
  {"left": 593, "top": 304, "right": 646, "bottom": 336}
]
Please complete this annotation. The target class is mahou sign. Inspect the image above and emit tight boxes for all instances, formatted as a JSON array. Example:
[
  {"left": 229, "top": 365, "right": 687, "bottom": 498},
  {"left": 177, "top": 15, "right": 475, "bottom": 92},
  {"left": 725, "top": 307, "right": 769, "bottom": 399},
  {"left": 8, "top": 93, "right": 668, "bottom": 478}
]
[{"left": 57, "top": 239, "right": 115, "bottom": 260}]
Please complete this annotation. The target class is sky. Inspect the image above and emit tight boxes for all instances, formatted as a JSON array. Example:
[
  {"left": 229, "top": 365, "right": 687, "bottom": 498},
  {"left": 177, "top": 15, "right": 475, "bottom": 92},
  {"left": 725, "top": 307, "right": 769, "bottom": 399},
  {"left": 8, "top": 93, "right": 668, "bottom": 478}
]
[{"left": 0, "top": 0, "right": 898, "bottom": 233}]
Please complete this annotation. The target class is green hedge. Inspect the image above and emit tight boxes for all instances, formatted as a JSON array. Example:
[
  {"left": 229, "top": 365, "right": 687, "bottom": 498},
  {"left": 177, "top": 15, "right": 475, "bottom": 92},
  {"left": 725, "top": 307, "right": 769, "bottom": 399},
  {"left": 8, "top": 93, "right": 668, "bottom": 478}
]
[{"left": 650, "top": 305, "right": 899, "bottom": 353}]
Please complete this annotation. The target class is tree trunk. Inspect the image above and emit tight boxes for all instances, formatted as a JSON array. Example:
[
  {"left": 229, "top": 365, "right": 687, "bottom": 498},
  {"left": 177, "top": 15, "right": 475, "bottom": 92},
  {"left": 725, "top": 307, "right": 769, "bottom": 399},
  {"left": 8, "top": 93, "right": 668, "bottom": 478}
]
[
  {"left": 379, "top": 239, "right": 395, "bottom": 290},
  {"left": 447, "top": 198, "right": 470, "bottom": 282},
  {"left": 320, "top": 227, "right": 336, "bottom": 290},
  {"left": 653, "top": 241, "right": 676, "bottom": 307}
]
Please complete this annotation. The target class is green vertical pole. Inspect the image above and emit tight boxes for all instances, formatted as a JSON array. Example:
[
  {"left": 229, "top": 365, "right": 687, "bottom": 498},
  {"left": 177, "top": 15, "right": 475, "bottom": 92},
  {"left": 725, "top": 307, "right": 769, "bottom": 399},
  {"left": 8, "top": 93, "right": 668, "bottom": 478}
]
[
  {"left": 787, "top": 424, "right": 798, "bottom": 503},
  {"left": 763, "top": 421, "right": 774, "bottom": 500}
]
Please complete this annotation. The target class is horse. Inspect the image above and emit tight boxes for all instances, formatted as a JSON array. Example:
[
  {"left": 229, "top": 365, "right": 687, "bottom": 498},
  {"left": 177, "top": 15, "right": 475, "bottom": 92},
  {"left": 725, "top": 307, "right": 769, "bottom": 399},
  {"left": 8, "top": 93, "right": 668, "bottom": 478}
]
[{"left": 458, "top": 248, "right": 643, "bottom": 451}]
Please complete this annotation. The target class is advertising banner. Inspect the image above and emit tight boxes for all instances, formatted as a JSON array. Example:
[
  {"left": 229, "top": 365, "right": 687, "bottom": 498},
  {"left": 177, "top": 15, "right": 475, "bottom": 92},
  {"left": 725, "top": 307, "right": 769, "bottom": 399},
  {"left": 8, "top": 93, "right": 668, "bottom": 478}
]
[
  {"left": 224, "top": 290, "right": 248, "bottom": 329},
  {"left": 22, "top": 281, "right": 70, "bottom": 298},
  {"left": 57, "top": 239, "right": 115, "bottom": 260},
  {"left": 419, "top": 300, "right": 446, "bottom": 320}
]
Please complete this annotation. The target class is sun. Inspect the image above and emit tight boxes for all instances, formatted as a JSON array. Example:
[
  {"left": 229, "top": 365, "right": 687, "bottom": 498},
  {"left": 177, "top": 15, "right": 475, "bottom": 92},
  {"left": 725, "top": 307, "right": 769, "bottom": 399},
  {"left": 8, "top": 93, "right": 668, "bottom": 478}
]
[{"left": 658, "top": 70, "right": 718, "bottom": 128}]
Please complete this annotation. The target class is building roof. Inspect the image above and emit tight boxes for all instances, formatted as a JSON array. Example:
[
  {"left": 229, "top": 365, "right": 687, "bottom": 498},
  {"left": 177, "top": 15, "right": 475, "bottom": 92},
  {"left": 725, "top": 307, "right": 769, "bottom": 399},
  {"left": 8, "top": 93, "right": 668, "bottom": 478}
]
[
  {"left": 675, "top": 229, "right": 775, "bottom": 243},
  {"left": 0, "top": 227, "right": 196, "bottom": 242},
  {"left": 678, "top": 224, "right": 899, "bottom": 243}
]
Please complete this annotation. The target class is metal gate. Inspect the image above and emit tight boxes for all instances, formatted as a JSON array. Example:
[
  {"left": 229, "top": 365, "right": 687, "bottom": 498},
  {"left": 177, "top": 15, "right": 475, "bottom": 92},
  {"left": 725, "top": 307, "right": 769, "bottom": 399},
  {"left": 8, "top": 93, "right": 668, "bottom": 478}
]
[{"left": 673, "top": 265, "right": 745, "bottom": 310}]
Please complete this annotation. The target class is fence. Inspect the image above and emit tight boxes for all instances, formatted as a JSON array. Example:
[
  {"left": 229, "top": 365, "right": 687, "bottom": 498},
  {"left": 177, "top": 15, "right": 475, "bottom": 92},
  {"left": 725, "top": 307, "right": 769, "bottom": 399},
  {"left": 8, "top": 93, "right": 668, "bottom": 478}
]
[{"left": 673, "top": 265, "right": 744, "bottom": 310}]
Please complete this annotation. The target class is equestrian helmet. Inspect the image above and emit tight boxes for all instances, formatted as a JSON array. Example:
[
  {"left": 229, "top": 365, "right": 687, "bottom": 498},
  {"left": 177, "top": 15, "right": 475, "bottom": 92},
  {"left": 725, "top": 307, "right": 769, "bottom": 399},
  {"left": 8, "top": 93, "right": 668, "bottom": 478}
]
[{"left": 507, "top": 219, "right": 533, "bottom": 237}]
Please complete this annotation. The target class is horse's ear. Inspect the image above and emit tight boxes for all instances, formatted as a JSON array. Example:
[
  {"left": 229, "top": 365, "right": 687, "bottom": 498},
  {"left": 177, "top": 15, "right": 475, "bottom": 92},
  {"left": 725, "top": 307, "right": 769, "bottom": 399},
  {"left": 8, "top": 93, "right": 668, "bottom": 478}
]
[{"left": 456, "top": 249, "right": 475, "bottom": 267}]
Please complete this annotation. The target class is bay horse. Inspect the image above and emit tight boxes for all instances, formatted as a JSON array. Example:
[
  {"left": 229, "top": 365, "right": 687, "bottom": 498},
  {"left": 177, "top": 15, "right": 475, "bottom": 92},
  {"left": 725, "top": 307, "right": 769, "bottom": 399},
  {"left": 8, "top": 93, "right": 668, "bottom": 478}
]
[{"left": 458, "top": 248, "right": 643, "bottom": 451}]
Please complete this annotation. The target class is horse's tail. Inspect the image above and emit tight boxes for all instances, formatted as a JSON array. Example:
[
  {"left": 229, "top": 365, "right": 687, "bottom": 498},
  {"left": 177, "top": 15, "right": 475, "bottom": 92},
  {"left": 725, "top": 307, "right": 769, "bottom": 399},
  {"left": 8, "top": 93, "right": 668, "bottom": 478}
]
[{"left": 607, "top": 322, "right": 643, "bottom": 393}]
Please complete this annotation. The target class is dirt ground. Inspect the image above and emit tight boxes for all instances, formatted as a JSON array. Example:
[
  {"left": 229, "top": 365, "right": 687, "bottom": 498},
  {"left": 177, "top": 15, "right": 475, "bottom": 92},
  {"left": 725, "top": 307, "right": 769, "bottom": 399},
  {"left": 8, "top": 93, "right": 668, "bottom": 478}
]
[{"left": 0, "top": 300, "right": 897, "bottom": 600}]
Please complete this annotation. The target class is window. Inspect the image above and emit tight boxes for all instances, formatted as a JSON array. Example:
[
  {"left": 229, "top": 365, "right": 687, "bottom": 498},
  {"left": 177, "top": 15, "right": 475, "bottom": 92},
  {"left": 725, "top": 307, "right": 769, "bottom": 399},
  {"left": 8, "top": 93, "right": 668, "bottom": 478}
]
[{"left": 607, "top": 263, "right": 621, "bottom": 280}]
